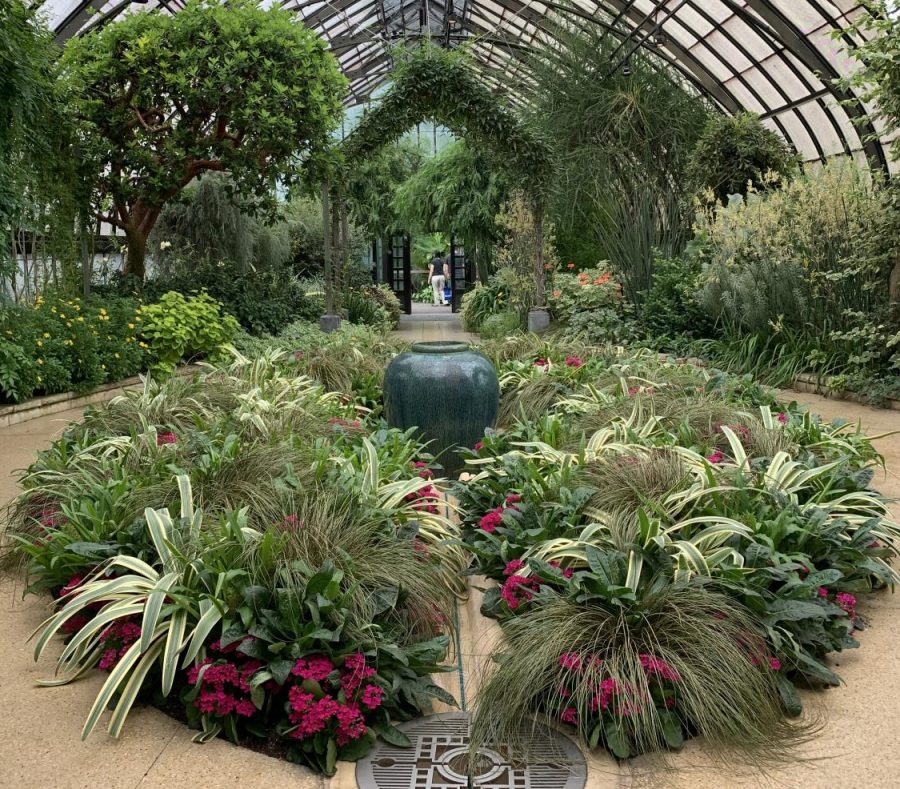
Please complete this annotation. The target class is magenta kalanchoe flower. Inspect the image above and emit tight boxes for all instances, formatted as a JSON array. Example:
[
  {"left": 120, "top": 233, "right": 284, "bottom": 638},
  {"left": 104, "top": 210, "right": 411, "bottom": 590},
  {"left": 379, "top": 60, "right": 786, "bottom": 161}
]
[
  {"left": 565, "top": 355, "right": 583, "bottom": 368},
  {"left": 479, "top": 508, "right": 504, "bottom": 533},
  {"left": 768, "top": 657, "right": 782, "bottom": 671},
  {"left": 777, "top": 412, "right": 788, "bottom": 424},
  {"left": 706, "top": 449, "right": 725, "bottom": 464},
  {"left": 560, "top": 707, "right": 578, "bottom": 725},
  {"left": 156, "top": 431, "right": 177, "bottom": 446},
  {"left": 559, "top": 652, "right": 582, "bottom": 671},
  {"left": 292, "top": 655, "right": 333, "bottom": 682}
]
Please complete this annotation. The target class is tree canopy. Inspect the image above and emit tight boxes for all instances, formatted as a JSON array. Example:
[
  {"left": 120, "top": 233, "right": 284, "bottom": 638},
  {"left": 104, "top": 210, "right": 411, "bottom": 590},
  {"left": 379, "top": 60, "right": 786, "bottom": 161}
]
[{"left": 61, "top": 0, "right": 346, "bottom": 278}]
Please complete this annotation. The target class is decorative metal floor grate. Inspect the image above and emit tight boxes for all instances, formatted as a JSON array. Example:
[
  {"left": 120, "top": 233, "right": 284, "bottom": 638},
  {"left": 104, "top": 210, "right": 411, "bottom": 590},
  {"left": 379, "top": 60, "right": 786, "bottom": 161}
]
[{"left": 356, "top": 712, "right": 587, "bottom": 789}]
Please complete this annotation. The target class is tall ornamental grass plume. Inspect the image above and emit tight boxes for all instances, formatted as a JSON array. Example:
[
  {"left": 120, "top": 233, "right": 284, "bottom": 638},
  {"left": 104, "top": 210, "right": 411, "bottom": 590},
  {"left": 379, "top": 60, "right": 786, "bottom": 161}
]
[
  {"left": 585, "top": 449, "right": 690, "bottom": 521},
  {"left": 242, "top": 492, "right": 455, "bottom": 645},
  {"left": 470, "top": 587, "right": 814, "bottom": 765}
]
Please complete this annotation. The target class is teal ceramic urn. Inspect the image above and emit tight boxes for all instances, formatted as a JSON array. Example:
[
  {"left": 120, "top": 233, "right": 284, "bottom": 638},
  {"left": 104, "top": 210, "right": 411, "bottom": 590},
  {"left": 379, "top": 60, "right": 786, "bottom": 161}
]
[{"left": 384, "top": 341, "right": 499, "bottom": 477}]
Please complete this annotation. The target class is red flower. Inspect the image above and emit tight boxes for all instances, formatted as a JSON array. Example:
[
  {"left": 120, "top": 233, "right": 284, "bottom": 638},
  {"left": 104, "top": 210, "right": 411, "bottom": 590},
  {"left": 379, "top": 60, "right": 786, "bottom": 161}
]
[
  {"left": 156, "top": 431, "right": 177, "bottom": 445},
  {"left": 564, "top": 356, "right": 583, "bottom": 368}
]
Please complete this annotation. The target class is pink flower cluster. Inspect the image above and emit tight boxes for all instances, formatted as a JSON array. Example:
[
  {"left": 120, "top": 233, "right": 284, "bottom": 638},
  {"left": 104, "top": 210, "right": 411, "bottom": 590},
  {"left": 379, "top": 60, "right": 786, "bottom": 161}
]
[
  {"left": 500, "top": 560, "right": 572, "bottom": 609},
  {"left": 478, "top": 494, "right": 522, "bottom": 533},
  {"left": 277, "top": 513, "right": 303, "bottom": 531},
  {"left": 56, "top": 574, "right": 93, "bottom": 634},
  {"left": 286, "top": 652, "right": 383, "bottom": 746},
  {"left": 405, "top": 466, "right": 440, "bottom": 515},
  {"left": 187, "top": 638, "right": 264, "bottom": 719},
  {"left": 835, "top": 592, "right": 857, "bottom": 619},
  {"left": 565, "top": 356, "right": 583, "bottom": 368},
  {"left": 413, "top": 460, "right": 435, "bottom": 480},
  {"left": 534, "top": 358, "right": 549, "bottom": 368},
  {"left": 156, "top": 431, "right": 178, "bottom": 446},
  {"left": 38, "top": 505, "right": 64, "bottom": 529},
  {"left": 328, "top": 417, "right": 363, "bottom": 430},
  {"left": 98, "top": 618, "right": 142, "bottom": 671},
  {"left": 777, "top": 412, "right": 788, "bottom": 424},
  {"left": 557, "top": 651, "right": 680, "bottom": 722},
  {"left": 706, "top": 449, "right": 725, "bottom": 464}
]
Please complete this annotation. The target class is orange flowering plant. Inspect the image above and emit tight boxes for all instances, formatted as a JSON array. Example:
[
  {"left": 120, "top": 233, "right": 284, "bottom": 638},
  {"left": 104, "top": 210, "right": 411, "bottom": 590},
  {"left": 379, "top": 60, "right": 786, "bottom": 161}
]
[{"left": 546, "top": 265, "right": 623, "bottom": 324}]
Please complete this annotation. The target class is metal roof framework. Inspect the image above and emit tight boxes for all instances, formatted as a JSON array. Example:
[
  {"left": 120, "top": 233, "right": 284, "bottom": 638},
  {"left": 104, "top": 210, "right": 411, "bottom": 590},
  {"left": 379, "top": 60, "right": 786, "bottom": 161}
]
[{"left": 34, "top": 0, "right": 899, "bottom": 172}]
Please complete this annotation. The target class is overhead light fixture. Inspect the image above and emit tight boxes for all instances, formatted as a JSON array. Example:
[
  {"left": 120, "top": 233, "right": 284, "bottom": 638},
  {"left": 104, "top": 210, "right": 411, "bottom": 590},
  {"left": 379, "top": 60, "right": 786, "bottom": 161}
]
[
  {"left": 622, "top": 60, "right": 632, "bottom": 77},
  {"left": 653, "top": 27, "right": 667, "bottom": 46}
]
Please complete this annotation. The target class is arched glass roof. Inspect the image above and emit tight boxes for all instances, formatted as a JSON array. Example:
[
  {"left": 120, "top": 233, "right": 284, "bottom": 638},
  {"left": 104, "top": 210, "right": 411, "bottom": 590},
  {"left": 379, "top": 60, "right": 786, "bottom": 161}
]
[{"left": 35, "top": 0, "right": 899, "bottom": 173}]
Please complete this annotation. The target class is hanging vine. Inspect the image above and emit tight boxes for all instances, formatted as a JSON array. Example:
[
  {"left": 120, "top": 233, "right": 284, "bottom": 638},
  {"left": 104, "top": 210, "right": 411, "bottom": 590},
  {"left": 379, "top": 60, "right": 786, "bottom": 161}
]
[{"left": 340, "top": 44, "right": 555, "bottom": 308}]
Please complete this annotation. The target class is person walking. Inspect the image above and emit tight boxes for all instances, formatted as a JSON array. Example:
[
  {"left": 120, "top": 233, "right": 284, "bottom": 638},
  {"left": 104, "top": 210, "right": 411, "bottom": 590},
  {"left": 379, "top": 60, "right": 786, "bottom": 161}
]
[{"left": 429, "top": 251, "right": 448, "bottom": 306}]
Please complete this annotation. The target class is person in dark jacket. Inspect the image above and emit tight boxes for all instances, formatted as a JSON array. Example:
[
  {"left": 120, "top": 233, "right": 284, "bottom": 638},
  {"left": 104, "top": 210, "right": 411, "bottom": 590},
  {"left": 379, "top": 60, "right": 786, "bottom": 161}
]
[{"left": 429, "top": 251, "right": 449, "bottom": 306}]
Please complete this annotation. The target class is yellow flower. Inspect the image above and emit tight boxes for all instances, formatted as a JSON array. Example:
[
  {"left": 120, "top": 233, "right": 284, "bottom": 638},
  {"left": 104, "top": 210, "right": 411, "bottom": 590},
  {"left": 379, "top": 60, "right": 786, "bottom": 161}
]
[
  {"left": 3, "top": 330, "right": 10, "bottom": 336},
  {"left": 36, "top": 358, "right": 43, "bottom": 365},
  {"left": 101, "top": 364, "right": 106, "bottom": 370},
  {"left": 77, "top": 316, "right": 84, "bottom": 322},
  {"left": 43, "top": 332, "right": 50, "bottom": 338},
  {"left": 67, "top": 321, "right": 73, "bottom": 328},
  {"left": 50, "top": 306, "right": 56, "bottom": 313},
  {"left": 139, "top": 341, "right": 148, "bottom": 349},
  {"left": 36, "top": 340, "right": 42, "bottom": 347},
  {"left": 59, "top": 313, "right": 66, "bottom": 319},
  {"left": 128, "top": 323, "right": 135, "bottom": 330},
  {"left": 36, "top": 376, "right": 42, "bottom": 383},
  {"left": 114, "top": 353, "right": 120, "bottom": 359}
]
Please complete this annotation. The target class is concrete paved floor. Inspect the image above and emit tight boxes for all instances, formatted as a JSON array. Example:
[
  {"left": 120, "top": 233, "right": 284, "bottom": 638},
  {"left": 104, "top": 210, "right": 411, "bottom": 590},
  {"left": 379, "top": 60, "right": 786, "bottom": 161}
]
[{"left": 2, "top": 378, "right": 900, "bottom": 787}]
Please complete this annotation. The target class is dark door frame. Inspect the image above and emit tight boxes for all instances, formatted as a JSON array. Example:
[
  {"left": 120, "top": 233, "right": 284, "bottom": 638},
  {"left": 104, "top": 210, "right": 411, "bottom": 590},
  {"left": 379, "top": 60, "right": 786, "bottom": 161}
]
[{"left": 382, "top": 233, "right": 412, "bottom": 314}]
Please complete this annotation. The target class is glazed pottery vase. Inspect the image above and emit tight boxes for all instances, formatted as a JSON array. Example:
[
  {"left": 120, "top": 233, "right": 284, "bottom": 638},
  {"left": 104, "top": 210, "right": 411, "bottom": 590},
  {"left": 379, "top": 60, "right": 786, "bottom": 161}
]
[{"left": 384, "top": 341, "right": 499, "bottom": 477}]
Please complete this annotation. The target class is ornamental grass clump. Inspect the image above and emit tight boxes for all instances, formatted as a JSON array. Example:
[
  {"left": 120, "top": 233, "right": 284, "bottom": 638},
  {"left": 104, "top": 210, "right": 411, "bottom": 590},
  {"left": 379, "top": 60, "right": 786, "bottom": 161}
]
[{"left": 471, "top": 588, "right": 812, "bottom": 764}]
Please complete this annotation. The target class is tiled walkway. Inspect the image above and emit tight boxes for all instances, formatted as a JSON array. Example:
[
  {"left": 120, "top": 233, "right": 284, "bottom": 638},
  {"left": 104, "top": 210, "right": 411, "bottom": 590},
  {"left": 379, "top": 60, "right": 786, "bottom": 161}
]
[{"left": 2, "top": 374, "right": 900, "bottom": 787}]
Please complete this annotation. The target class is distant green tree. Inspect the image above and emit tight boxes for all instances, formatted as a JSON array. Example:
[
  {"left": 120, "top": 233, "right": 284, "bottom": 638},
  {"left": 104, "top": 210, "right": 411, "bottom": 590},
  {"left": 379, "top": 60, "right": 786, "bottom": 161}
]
[
  {"left": 394, "top": 140, "right": 509, "bottom": 281},
  {"left": 841, "top": 1, "right": 900, "bottom": 164},
  {"left": 688, "top": 112, "right": 798, "bottom": 204},
  {"left": 345, "top": 140, "right": 426, "bottom": 238},
  {"left": 0, "top": 1, "right": 66, "bottom": 272},
  {"left": 60, "top": 0, "right": 345, "bottom": 279}
]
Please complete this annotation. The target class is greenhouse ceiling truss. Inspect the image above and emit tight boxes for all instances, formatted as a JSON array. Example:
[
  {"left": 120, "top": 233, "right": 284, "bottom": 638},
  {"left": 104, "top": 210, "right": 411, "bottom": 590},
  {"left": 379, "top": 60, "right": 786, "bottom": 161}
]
[{"left": 36, "top": 0, "right": 899, "bottom": 173}]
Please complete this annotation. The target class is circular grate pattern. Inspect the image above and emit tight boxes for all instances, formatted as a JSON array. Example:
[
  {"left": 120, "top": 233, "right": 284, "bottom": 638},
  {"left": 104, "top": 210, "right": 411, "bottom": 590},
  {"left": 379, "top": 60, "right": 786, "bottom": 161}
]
[{"left": 356, "top": 712, "right": 587, "bottom": 789}]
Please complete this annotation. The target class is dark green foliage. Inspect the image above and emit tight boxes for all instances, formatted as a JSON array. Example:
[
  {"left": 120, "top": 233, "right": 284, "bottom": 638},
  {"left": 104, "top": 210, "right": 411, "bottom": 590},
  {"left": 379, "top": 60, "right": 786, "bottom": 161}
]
[
  {"left": 150, "top": 173, "right": 291, "bottom": 273},
  {"left": 345, "top": 140, "right": 426, "bottom": 237},
  {"left": 639, "top": 252, "right": 715, "bottom": 340},
  {"left": 841, "top": 2, "right": 900, "bottom": 163},
  {"left": 688, "top": 112, "right": 798, "bottom": 203},
  {"left": 342, "top": 44, "right": 553, "bottom": 197},
  {"left": 394, "top": 140, "right": 509, "bottom": 276},
  {"left": 137, "top": 255, "right": 314, "bottom": 336},
  {"left": 0, "top": 294, "right": 146, "bottom": 403},
  {"left": 60, "top": 0, "right": 346, "bottom": 278},
  {"left": 521, "top": 26, "right": 710, "bottom": 293}
]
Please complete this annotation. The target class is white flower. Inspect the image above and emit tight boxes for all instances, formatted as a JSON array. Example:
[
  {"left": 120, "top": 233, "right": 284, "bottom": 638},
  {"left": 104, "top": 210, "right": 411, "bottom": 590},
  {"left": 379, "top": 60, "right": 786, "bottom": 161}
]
[{"left": 159, "top": 241, "right": 172, "bottom": 250}]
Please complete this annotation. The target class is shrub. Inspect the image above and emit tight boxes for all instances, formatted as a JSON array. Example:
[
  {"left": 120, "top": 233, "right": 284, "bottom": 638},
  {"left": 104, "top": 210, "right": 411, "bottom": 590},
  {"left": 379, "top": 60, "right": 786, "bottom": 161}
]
[
  {"left": 0, "top": 294, "right": 147, "bottom": 403},
  {"left": 140, "top": 290, "right": 239, "bottom": 375},
  {"left": 461, "top": 268, "right": 534, "bottom": 334},
  {"left": 547, "top": 266, "right": 622, "bottom": 323},
  {"left": 688, "top": 112, "right": 798, "bottom": 203},
  {"left": 8, "top": 357, "right": 459, "bottom": 774},
  {"left": 133, "top": 253, "right": 311, "bottom": 336},
  {"left": 639, "top": 252, "right": 715, "bottom": 340},
  {"left": 480, "top": 311, "right": 523, "bottom": 339},
  {"left": 695, "top": 161, "right": 900, "bottom": 388}
]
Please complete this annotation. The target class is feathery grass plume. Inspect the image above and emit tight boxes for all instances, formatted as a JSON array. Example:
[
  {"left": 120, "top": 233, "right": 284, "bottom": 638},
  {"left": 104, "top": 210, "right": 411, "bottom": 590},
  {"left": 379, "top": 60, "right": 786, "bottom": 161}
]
[
  {"left": 243, "top": 491, "right": 455, "bottom": 646},
  {"left": 124, "top": 438, "right": 319, "bottom": 530},
  {"left": 585, "top": 449, "right": 690, "bottom": 522},
  {"left": 470, "top": 587, "right": 814, "bottom": 767},
  {"left": 499, "top": 377, "right": 569, "bottom": 427}
]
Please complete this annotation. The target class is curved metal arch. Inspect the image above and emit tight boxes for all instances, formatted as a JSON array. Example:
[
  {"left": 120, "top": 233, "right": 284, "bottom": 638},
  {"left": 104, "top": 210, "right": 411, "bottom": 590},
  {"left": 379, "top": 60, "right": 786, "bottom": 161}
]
[{"left": 36, "top": 0, "right": 895, "bottom": 170}]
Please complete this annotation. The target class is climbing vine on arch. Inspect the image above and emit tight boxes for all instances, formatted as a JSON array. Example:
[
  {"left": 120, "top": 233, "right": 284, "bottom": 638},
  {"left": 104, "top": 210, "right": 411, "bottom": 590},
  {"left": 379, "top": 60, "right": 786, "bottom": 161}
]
[{"left": 341, "top": 44, "right": 555, "bottom": 308}]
